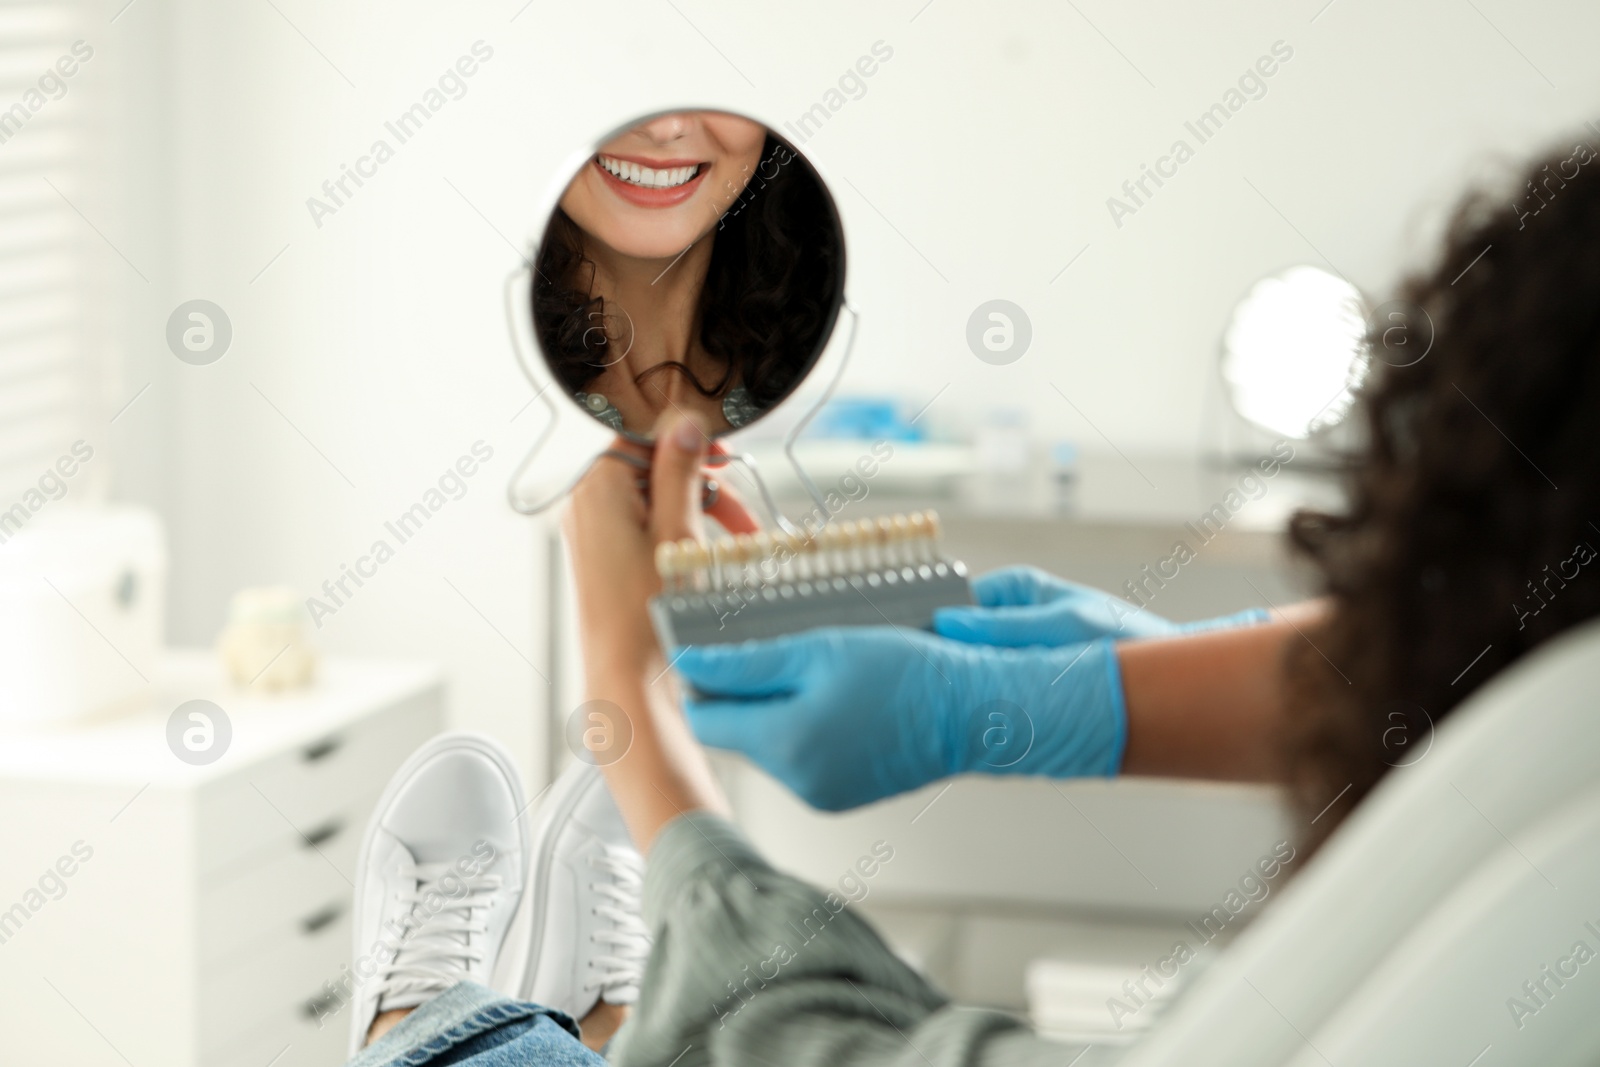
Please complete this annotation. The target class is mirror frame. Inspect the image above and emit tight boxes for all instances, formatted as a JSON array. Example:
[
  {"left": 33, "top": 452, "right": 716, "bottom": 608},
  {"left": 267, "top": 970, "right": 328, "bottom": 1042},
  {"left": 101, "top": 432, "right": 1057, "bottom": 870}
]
[{"left": 504, "top": 105, "right": 857, "bottom": 530}]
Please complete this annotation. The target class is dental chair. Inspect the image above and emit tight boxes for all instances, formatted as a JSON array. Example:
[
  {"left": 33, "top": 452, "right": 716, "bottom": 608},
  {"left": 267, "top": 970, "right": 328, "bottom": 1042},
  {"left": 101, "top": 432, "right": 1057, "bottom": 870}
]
[{"left": 1120, "top": 618, "right": 1600, "bottom": 1067}]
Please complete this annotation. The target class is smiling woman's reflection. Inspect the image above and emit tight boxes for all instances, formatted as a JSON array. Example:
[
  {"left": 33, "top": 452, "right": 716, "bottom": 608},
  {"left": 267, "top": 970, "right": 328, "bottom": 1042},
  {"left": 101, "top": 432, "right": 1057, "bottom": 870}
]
[{"left": 532, "top": 110, "right": 842, "bottom": 438}]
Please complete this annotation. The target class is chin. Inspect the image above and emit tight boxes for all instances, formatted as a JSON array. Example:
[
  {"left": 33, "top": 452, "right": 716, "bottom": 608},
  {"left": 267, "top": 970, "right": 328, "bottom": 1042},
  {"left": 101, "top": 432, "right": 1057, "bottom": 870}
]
[{"left": 601, "top": 227, "right": 709, "bottom": 262}]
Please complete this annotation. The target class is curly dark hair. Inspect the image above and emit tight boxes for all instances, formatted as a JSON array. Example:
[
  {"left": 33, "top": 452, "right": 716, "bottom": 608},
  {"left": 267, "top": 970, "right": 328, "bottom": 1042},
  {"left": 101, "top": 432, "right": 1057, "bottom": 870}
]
[
  {"left": 1283, "top": 135, "right": 1600, "bottom": 850},
  {"left": 531, "top": 134, "right": 844, "bottom": 420}
]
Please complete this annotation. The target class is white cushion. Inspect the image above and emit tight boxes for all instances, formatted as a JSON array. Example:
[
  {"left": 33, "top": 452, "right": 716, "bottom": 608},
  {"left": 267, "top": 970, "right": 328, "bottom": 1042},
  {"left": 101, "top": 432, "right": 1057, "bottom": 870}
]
[{"left": 1123, "top": 618, "right": 1600, "bottom": 1066}]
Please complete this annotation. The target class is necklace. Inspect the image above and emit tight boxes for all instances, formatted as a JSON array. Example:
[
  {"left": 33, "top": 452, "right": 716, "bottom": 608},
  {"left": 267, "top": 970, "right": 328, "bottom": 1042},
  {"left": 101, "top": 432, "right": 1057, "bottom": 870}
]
[{"left": 575, "top": 385, "right": 761, "bottom": 432}]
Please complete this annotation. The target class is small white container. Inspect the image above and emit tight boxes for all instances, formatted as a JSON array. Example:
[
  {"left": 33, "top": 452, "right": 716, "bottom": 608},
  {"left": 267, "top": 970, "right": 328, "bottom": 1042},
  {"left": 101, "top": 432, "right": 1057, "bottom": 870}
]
[
  {"left": 216, "top": 586, "right": 317, "bottom": 691},
  {"left": 0, "top": 505, "right": 165, "bottom": 725}
]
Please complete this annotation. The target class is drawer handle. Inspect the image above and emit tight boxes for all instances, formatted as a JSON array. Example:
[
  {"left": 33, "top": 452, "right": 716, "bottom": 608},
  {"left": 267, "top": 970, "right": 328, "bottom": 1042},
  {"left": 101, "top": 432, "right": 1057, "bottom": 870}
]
[
  {"left": 301, "top": 902, "right": 343, "bottom": 935},
  {"left": 303, "top": 735, "right": 344, "bottom": 763},
  {"left": 301, "top": 819, "right": 343, "bottom": 849},
  {"left": 304, "top": 988, "right": 341, "bottom": 1021}
]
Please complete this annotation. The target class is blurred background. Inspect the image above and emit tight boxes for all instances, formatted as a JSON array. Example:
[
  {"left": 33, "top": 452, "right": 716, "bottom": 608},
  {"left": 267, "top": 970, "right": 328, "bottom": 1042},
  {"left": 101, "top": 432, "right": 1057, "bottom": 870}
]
[{"left": 2, "top": 0, "right": 1599, "bottom": 1063}]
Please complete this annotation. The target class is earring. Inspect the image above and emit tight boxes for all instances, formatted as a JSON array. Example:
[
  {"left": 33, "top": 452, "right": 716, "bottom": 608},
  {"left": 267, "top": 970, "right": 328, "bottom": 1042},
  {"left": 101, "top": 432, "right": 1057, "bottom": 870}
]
[{"left": 722, "top": 386, "right": 761, "bottom": 428}]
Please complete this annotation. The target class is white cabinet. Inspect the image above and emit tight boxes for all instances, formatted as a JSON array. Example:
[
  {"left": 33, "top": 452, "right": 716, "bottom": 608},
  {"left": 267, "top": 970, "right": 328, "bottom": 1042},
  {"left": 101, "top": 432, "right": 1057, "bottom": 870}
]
[{"left": 0, "top": 651, "right": 443, "bottom": 1067}]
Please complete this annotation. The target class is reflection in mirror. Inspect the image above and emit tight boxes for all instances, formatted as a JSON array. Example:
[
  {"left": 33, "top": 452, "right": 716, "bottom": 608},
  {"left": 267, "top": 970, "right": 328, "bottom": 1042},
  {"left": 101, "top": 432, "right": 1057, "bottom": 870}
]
[
  {"left": 531, "top": 110, "right": 845, "bottom": 439},
  {"left": 1222, "top": 265, "right": 1368, "bottom": 439}
]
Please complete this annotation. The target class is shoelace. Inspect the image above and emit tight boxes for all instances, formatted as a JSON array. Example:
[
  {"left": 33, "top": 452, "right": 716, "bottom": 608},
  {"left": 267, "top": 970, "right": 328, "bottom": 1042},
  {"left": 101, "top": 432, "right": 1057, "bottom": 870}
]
[
  {"left": 585, "top": 844, "right": 650, "bottom": 996},
  {"left": 374, "top": 861, "right": 503, "bottom": 1010}
]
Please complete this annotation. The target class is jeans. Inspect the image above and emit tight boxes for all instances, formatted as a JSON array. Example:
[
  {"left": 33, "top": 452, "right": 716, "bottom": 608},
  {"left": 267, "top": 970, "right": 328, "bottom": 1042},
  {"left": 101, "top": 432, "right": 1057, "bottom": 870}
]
[{"left": 347, "top": 982, "right": 605, "bottom": 1067}]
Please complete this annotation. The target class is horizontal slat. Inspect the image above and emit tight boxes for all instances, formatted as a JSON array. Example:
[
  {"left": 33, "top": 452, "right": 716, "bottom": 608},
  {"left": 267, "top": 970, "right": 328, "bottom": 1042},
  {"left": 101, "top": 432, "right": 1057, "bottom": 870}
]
[
  {"left": 0, "top": 195, "right": 74, "bottom": 231},
  {"left": 0, "top": 374, "right": 78, "bottom": 426},
  {"left": 0, "top": 179, "right": 56, "bottom": 215},
  {"left": 0, "top": 355, "right": 78, "bottom": 396},
  {"left": 0, "top": 13, "right": 80, "bottom": 46},
  {"left": 0, "top": 49, "right": 87, "bottom": 80},
  {"left": 0, "top": 443, "right": 62, "bottom": 483},
  {"left": 0, "top": 291, "right": 77, "bottom": 336},
  {"left": 0, "top": 422, "right": 82, "bottom": 501},
  {"left": 0, "top": 407, "right": 80, "bottom": 449},
  {"left": 0, "top": 275, "right": 75, "bottom": 303},
  {"left": 0, "top": 96, "right": 84, "bottom": 131},
  {"left": 0, "top": 200, "right": 90, "bottom": 245},
  {"left": 0, "top": 120, "right": 81, "bottom": 166},
  {"left": 0, "top": 120, "right": 78, "bottom": 158},
  {"left": 0, "top": 1, "right": 92, "bottom": 495},
  {"left": 0, "top": 245, "right": 75, "bottom": 290},
  {"left": 0, "top": 327, "right": 75, "bottom": 380}
]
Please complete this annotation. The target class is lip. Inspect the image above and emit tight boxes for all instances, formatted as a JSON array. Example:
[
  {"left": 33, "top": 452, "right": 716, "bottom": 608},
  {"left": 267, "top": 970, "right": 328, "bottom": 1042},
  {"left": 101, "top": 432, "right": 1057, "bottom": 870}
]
[{"left": 592, "top": 156, "right": 709, "bottom": 208}]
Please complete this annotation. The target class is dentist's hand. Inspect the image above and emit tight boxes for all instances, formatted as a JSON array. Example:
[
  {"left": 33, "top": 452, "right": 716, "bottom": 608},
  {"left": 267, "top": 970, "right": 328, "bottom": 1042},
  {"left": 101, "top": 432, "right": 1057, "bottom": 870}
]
[
  {"left": 676, "top": 627, "right": 1126, "bottom": 811},
  {"left": 933, "top": 566, "right": 1268, "bottom": 648}
]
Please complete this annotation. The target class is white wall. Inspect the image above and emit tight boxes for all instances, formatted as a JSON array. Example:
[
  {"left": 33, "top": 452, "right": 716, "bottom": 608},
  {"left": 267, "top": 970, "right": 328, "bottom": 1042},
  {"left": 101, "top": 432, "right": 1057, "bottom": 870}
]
[{"left": 98, "top": 0, "right": 1600, "bottom": 775}]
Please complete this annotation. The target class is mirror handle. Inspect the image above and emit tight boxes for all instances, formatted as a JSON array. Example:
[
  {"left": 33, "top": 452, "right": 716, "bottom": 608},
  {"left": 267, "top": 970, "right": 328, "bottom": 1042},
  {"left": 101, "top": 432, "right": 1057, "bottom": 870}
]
[
  {"left": 712, "top": 451, "right": 799, "bottom": 536},
  {"left": 781, "top": 302, "right": 860, "bottom": 525},
  {"left": 503, "top": 258, "right": 579, "bottom": 516}
]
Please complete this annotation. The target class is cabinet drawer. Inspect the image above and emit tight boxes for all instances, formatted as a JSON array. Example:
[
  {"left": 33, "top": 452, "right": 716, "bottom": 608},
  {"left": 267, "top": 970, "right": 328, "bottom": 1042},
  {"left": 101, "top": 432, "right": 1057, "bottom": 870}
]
[
  {"left": 199, "top": 792, "right": 371, "bottom": 967},
  {"left": 198, "top": 691, "right": 441, "bottom": 877},
  {"left": 205, "top": 995, "right": 347, "bottom": 1067},
  {"left": 200, "top": 905, "right": 352, "bottom": 1055}
]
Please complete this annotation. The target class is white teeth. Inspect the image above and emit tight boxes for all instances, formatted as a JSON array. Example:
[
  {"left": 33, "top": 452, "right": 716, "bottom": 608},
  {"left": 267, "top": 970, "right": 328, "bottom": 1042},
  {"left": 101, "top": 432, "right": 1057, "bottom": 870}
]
[{"left": 597, "top": 155, "right": 700, "bottom": 189}]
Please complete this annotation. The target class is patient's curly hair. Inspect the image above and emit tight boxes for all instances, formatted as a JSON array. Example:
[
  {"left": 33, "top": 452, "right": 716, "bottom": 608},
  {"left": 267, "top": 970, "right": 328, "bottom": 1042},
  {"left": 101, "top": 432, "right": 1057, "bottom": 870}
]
[
  {"left": 1285, "top": 137, "right": 1600, "bottom": 850},
  {"left": 532, "top": 134, "right": 843, "bottom": 415}
]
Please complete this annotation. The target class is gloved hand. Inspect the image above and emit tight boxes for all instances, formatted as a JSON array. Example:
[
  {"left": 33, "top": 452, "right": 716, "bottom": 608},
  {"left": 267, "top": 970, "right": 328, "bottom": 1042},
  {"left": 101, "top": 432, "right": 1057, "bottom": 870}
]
[
  {"left": 933, "top": 566, "right": 1269, "bottom": 648},
  {"left": 675, "top": 626, "right": 1126, "bottom": 811}
]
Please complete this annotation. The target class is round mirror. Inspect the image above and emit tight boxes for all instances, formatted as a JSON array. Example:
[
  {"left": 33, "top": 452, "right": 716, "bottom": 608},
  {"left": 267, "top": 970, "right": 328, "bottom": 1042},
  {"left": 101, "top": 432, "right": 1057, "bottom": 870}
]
[
  {"left": 528, "top": 109, "right": 846, "bottom": 440},
  {"left": 1221, "top": 265, "right": 1369, "bottom": 439}
]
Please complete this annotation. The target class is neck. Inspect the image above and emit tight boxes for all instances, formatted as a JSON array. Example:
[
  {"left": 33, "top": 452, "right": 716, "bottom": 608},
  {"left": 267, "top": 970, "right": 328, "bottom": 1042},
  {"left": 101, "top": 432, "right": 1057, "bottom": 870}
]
[{"left": 582, "top": 234, "right": 714, "bottom": 374}]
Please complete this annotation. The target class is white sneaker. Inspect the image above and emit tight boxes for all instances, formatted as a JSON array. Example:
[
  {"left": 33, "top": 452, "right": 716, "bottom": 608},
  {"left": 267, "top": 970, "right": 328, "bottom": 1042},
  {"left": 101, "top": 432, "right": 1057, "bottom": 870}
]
[
  {"left": 347, "top": 732, "right": 530, "bottom": 1056},
  {"left": 522, "top": 760, "right": 650, "bottom": 1022}
]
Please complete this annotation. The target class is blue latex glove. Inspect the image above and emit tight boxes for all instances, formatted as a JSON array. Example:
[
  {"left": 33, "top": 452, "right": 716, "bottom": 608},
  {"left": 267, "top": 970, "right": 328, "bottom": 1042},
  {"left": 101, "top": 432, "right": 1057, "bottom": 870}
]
[
  {"left": 676, "top": 627, "right": 1125, "bottom": 811},
  {"left": 934, "top": 566, "right": 1268, "bottom": 648}
]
